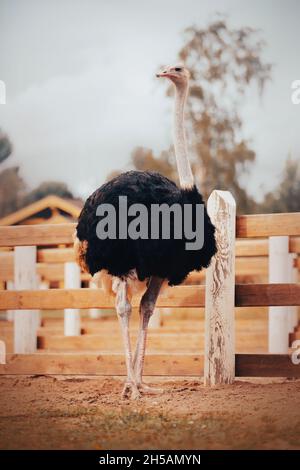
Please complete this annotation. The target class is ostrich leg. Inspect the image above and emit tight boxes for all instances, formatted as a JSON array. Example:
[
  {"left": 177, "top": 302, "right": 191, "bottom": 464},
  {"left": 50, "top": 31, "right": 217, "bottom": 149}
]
[
  {"left": 133, "top": 276, "right": 164, "bottom": 393},
  {"left": 114, "top": 278, "right": 140, "bottom": 400}
]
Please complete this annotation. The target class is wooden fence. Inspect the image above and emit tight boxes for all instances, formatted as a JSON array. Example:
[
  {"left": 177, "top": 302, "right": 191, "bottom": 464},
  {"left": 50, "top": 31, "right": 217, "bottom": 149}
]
[{"left": 0, "top": 190, "right": 300, "bottom": 382}]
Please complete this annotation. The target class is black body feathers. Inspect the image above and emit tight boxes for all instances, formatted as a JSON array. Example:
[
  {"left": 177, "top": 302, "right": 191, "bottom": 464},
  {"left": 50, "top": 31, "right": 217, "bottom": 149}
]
[{"left": 76, "top": 171, "right": 217, "bottom": 285}]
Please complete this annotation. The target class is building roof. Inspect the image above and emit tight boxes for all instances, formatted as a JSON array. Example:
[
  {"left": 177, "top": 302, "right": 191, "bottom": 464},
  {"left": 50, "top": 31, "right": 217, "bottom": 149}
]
[{"left": 0, "top": 195, "right": 83, "bottom": 226}]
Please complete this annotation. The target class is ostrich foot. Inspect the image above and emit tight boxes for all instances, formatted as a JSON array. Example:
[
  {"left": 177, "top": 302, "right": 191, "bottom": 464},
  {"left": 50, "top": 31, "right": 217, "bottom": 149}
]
[
  {"left": 121, "top": 381, "right": 141, "bottom": 400},
  {"left": 137, "top": 383, "right": 164, "bottom": 394}
]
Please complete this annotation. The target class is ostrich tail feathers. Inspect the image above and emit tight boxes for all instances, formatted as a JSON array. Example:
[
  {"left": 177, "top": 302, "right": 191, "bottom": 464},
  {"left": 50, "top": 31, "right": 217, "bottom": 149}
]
[{"left": 73, "top": 232, "right": 89, "bottom": 273}]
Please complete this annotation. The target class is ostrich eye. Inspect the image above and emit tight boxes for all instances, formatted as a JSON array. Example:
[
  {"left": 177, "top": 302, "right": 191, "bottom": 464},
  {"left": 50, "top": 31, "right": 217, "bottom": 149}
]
[{"left": 174, "top": 67, "right": 182, "bottom": 72}]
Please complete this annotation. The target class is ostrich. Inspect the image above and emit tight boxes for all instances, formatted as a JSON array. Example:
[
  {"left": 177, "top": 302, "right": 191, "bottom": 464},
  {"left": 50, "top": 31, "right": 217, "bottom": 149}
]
[{"left": 74, "top": 65, "right": 217, "bottom": 399}]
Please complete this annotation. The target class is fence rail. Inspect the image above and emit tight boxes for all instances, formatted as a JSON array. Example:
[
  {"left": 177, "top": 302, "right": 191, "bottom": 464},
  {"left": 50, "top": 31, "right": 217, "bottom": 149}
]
[
  {"left": 1, "top": 212, "right": 300, "bottom": 247},
  {"left": 1, "top": 251, "right": 299, "bottom": 283},
  {"left": 0, "top": 284, "right": 299, "bottom": 310},
  {"left": 0, "top": 353, "right": 299, "bottom": 378},
  {"left": 2, "top": 237, "right": 300, "bottom": 259}
]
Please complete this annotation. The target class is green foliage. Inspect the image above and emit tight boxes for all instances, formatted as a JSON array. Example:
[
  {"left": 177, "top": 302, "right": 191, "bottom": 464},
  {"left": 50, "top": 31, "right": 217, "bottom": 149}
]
[{"left": 258, "top": 157, "right": 300, "bottom": 213}]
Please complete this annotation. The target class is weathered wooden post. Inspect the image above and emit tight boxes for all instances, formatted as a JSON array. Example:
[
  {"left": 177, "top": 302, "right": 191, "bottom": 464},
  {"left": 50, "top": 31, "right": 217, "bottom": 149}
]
[
  {"left": 89, "top": 278, "right": 102, "bottom": 319},
  {"left": 64, "top": 262, "right": 81, "bottom": 336},
  {"left": 6, "top": 280, "right": 14, "bottom": 321},
  {"left": 0, "top": 340, "right": 5, "bottom": 364},
  {"left": 14, "top": 246, "right": 39, "bottom": 353},
  {"left": 288, "top": 253, "right": 298, "bottom": 333},
  {"left": 204, "top": 191, "right": 236, "bottom": 386},
  {"left": 39, "top": 279, "right": 50, "bottom": 290},
  {"left": 268, "top": 236, "right": 289, "bottom": 353}
]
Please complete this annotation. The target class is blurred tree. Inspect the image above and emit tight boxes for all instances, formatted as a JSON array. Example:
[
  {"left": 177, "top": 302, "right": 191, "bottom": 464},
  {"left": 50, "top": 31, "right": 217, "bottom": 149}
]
[
  {"left": 258, "top": 157, "right": 300, "bottom": 213},
  {"left": 107, "top": 147, "right": 177, "bottom": 182},
  {"left": 131, "top": 18, "right": 272, "bottom": 213},
  {"left": 23, "top": 181, "right": 74, "bottom": 205},
  {"left": 131, "top": 147, "right": 177, "bottom": 180},
  {"left": 0, "top": 130, "right": 75, "bottom": 217},
  {"left": 0, "top": 129, "right": 26, "bottom": 218},
  {"left": 0, "top": 167, "right": 26, "bottom": 218},
  {"left": 0, "top": 129, "right": 12, "bottom": 164},
  {"left": 105, "top": 169, "right": 122, "bottom": 182}
]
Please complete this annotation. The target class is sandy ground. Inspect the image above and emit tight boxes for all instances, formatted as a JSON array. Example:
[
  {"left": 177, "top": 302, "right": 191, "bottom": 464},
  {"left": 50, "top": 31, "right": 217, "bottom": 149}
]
[{"left": 0, "top": 376, "right": 300, "bottom": 450}]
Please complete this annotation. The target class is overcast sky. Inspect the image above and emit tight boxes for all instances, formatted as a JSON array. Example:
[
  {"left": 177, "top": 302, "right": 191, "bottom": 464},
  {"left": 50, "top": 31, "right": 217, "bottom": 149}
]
[{"left": 0, "top": 0, "right": 299, "bottom": 200}]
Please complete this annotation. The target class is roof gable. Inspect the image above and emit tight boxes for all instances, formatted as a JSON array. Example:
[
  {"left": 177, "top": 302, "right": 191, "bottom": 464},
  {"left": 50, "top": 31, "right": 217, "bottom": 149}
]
[{"left": 0, "top": 195, "right": 82, "bottom": 226}]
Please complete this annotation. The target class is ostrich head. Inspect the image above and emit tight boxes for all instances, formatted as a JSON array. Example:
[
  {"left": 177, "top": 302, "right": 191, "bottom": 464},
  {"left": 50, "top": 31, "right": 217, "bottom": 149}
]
[{"left": 156, "top": 65, "right": 190, "bottom": 87}]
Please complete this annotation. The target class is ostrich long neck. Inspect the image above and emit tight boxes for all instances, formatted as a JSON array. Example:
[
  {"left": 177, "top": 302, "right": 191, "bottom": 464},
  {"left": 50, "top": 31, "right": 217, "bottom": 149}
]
[{"left": 173, "top": 83, "right": 194, "bottom": 188}]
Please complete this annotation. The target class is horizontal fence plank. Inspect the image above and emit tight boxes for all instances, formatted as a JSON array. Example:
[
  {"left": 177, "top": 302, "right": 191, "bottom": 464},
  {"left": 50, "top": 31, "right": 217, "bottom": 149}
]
[
  {"left": 0, "top": 353, "right": 299, "bottom": 377},
  {"left": 0, "top": 248, "right": 77, "bottom": 267},
  {"left": 188, "top": 257, "right": 274, "bottom": 283},
  {"left": 0, "top": 318, "right": 268, "bottom": 337},
  {"left": 37, "top": 248, "right": 75, "bottom": 263},
  {"left": 235, "top": 239, "right": 269, "bottom": 257},
  {"left": 290, "top": 237, "right": 300, "bottom": 254},
  {"left": 0, "top": 288, "right": 116, "bottom": 310},
  {"left": 2, "top": 237, "right": 299, "bottom": 263},
  {"left": 35, "top": 319, "right": 268, "bottom": 336},
  {"left": 0, "top": 215, "right": 300, "bottom": 247},
  {"left": 0, "top": 224, "right": 75, "bottom": 247},
  {"left": 0, "top": 285, "right": 206, "bottom": 310},
  {"left": 37, "top": 331, "right": 268, "bottom": 352},
  {"left": 235, "top": 284, "right": 300, "bottom": 306},
  {"left": 235, "top": 354, "right": 300, "bottom": 377},
  {"left": 0, "top": 247, "right": 298, "bottom": 283},
  {"left": 236, "top": 213, "right": 300, "bottom": 238},
  {"left": 38, "top": 239, "right": 299, "bottom": 261},
  {"left": 0, "top": 258, "right": 91, "bottom": 282},
  {"left": 3, "top": 255, "right": 293, "bottom": 283},
  {"left": 37, "top": 333, "right": 204, "bottom": 352},
  {"left": 234, "top": 238, "right": 300, "bottom": 256},
  {"left": 0, "top": 352, "right": 202, "bottom": 376},
  {"left": 0, "top": 284, "right": 299, "bottom": 310}
]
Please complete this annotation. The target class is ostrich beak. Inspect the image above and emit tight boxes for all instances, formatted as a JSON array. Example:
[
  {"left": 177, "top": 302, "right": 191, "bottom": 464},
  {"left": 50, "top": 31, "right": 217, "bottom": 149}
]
[{"left": 156, "top": 70, "right": 171, "bottom": 78}]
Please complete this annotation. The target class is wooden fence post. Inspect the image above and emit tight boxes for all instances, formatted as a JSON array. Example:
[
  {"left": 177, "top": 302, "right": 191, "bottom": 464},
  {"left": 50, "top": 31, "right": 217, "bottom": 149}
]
[
  {"left": 0, "top": 340, "right": 5, "bottom": 364},
  {"left": 64, "top": 262, "right": 81, "bottom": 336},
  {"left": 204, "top": 190, "right": 236, "bottom": 386},
  {"left": 14, "top": 246, "right": 39, "bottom": 353},
  {"left": 268, "top": 236, "right": 289, "bottom": 353},
  {"left": 89, "top": 278, "right": 102, "bottom": 319},
  {"left": 288, "top": 253, "right": 298, "bottom": 333},
  {"left": 39, "top": 279, "right": 50, "bottom": 290},
  {"left": 6, "top": 280, "right": 14, "bottom": 321}
]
